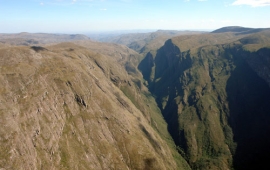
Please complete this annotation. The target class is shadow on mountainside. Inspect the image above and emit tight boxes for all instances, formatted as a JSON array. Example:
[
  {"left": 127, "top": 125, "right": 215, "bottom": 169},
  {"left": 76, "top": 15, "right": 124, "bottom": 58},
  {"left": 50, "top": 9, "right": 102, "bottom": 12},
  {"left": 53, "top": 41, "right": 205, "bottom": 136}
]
[{"left": 226, "top": 50, "right": 270, "bottom": 170}]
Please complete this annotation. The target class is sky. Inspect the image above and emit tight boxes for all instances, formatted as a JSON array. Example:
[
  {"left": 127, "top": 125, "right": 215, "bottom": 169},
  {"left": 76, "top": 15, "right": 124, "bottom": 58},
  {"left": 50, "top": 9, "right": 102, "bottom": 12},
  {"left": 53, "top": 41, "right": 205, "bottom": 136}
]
[{"left": 0, "top": 0, "right": 270, "bottom": 33}]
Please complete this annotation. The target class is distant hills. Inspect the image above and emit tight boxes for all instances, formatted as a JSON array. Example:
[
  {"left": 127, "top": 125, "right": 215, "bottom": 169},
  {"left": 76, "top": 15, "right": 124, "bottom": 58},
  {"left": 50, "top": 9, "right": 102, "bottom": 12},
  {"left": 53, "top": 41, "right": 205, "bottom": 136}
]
[
  {"left": 0, "top": 32, "right": 90, "bottom": 46},
  {"left": 94, "top": 30, "right": 205, "bottom": 55},
  {"left": 211, "top": 26, "right": 270, "bottom": 35}
]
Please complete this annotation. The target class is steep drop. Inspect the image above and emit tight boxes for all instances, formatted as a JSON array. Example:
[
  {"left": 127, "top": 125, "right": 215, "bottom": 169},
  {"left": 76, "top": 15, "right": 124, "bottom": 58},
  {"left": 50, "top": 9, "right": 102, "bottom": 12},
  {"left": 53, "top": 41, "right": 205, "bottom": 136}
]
[{"left": 139, "top": 33, "right": 270, "bottom": 169}]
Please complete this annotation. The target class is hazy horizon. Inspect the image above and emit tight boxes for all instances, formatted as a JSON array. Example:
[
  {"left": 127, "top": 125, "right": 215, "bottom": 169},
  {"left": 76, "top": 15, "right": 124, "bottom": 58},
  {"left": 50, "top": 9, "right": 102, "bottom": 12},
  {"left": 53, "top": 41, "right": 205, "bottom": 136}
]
[
  {"left": 0, "top": 28, "right": 215, "bottom": 35},
  {"left": 1, "top": 0, "right": 270, "bottom": 33}
]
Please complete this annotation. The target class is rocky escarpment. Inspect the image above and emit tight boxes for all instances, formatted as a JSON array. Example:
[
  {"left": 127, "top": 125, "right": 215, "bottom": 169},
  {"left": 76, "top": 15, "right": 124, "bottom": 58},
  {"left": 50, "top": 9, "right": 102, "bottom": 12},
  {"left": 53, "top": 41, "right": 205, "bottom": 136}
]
[
  {"left": 0, "top": 43, "right": 189, "bottom": 169},
  {"left": 139, "top": 32, "right": 270, "bottom": 169}
]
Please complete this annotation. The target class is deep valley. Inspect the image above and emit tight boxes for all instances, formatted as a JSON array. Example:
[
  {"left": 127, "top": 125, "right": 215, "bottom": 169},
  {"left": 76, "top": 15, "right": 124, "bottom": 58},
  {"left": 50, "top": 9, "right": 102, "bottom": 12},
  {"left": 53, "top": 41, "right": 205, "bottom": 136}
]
[{"left": 1, "top": 26, "right": 270, "bottom": 169}]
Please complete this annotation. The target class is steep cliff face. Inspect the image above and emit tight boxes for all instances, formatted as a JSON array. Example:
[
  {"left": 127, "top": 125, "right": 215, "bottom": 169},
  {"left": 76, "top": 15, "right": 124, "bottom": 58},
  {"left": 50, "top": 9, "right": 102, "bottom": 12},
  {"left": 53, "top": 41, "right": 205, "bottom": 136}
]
[
  {"left": 139, "top": 31, "right": 270, "bottom": 169},
  {"left": 0, "top": 43, "right": 190, "bottom": 169}
]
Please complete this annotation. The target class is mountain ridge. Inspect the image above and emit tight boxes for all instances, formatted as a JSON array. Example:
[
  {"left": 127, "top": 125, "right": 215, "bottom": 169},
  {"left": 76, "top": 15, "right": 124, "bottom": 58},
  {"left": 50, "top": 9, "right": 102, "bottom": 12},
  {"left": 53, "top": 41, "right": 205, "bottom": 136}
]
[
  {"left": 0, "top": 32, "right": 90, "bottom": 46},
  {"left": 211, "top": 26, "right": 270, "bottom": 35}
]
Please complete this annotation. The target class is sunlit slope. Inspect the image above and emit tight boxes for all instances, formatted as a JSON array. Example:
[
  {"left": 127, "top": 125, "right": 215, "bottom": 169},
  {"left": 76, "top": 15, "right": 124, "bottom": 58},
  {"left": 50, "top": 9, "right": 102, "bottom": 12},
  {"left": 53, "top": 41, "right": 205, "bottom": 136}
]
[{"left": 0, "top": 43, "right": 190, "bottom": 169}]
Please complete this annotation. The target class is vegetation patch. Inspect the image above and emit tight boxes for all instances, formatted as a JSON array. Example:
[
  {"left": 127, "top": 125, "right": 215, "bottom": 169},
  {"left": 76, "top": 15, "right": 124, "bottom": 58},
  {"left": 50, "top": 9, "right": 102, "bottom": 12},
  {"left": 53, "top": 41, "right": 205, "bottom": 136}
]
[{"left": 31, "top": 46, "right": 48, "bottom": 52}]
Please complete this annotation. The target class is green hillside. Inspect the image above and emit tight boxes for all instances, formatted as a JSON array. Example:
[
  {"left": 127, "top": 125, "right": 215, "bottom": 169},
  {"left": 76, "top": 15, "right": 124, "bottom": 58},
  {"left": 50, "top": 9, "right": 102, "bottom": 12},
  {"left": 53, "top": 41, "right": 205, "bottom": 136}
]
[{"left": 138, "top": 27, "right": 270, "bottom": 169}]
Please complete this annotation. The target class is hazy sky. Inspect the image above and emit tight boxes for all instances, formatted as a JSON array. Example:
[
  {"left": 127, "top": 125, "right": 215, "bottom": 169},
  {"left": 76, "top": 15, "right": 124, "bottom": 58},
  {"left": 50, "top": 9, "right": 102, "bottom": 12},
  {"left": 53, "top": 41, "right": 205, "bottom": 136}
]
[{"left": 0, "top": 0, "right": 270, "bottom": 33}]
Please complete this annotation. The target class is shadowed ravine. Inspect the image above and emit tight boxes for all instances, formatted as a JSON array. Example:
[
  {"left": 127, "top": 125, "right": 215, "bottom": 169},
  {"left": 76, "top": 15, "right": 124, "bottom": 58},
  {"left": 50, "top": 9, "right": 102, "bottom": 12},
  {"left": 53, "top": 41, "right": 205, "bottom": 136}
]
[
  {"left": 226, "top": 49, "right": 270, "bottom": 170},
  {"left": 138, "top": 33, "right": 270, "bottom": 169}
]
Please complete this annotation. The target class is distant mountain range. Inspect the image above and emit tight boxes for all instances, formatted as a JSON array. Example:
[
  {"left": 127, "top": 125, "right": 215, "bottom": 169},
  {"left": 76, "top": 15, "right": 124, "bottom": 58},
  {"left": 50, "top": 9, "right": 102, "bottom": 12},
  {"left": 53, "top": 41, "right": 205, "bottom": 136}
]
[
  {"left": 0, "top": 32, "right": 90, "bottom": 46},
  {"left": 211, "top": 26, "right": 269, "bottom": 34}
]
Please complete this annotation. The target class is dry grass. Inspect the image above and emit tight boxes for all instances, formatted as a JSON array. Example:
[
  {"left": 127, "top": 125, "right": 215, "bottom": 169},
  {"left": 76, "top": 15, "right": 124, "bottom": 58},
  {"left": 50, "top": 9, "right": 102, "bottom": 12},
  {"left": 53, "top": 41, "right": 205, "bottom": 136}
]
[{"left": 0, "top": 41, "right": 188, "bottom": 169}]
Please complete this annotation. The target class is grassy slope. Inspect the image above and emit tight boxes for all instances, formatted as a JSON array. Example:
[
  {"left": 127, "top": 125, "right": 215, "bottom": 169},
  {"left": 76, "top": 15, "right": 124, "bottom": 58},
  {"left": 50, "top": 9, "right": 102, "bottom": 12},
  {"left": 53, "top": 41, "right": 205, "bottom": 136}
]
[
  {"left": 74, "top": 40, "right": 191, "bottom": 169},
  {"left": 0, "top": 43, "right": 188, "bottom": 169},
  {"left": 0, "top": 41, "right": 191, "bottom": 169}
]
